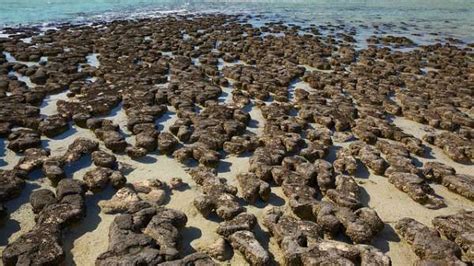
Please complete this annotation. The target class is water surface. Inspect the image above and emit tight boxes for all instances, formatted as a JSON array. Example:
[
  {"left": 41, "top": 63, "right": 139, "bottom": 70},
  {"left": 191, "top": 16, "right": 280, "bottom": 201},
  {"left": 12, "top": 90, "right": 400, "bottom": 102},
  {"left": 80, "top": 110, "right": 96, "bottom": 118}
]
[{"left": 0, "top": 0, "right": 473, "bottom": 44}]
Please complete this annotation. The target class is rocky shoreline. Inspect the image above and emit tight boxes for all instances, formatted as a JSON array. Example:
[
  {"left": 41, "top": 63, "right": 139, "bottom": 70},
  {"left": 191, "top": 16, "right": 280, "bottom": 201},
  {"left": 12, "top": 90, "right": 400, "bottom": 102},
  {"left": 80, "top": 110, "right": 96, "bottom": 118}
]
[{"left": 0, "top": 14, "right": 473, "bottom": 265}]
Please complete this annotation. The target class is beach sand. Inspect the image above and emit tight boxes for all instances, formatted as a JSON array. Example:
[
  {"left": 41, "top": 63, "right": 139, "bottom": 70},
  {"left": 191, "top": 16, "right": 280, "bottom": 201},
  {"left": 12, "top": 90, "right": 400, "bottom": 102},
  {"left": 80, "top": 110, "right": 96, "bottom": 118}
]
[{"left": 0, "top": 83, "right": 471, "bottom": 266}]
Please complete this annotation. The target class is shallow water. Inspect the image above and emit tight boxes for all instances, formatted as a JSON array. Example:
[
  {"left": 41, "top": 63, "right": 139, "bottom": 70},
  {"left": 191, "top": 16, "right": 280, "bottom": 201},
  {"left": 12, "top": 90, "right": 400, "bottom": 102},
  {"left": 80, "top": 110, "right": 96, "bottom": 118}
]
[{"left": 0, "top": 0, "right": 473, "bottom": 43}]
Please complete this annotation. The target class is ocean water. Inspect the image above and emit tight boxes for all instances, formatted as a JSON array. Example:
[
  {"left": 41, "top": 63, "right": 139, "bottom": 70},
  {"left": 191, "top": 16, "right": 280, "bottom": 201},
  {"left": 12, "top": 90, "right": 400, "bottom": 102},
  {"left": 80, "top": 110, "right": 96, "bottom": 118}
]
[{"left": 0, "top": 0, "right": 473, "bottom": 43}]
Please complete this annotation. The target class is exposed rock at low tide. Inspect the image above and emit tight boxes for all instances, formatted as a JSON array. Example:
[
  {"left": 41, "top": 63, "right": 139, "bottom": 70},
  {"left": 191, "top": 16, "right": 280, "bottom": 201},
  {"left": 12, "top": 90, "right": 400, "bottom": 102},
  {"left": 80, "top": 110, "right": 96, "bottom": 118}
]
[{"left": 0, "top": 13, "right": 472, "bottom": 266}]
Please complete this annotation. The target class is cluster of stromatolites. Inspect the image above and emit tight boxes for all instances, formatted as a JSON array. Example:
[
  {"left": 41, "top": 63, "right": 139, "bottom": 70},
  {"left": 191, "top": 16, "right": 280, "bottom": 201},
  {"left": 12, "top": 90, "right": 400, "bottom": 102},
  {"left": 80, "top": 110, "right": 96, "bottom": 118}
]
[{"left": 1, "top": 14, "right": 473, "bottom": 265}]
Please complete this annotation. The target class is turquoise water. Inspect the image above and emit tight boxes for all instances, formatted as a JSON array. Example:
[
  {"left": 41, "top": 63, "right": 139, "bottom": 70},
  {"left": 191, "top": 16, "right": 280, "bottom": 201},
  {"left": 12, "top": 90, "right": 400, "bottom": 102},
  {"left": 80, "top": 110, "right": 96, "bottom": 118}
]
[{"left": 0, "top": 0, "right": 473, "bottom": 42}]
